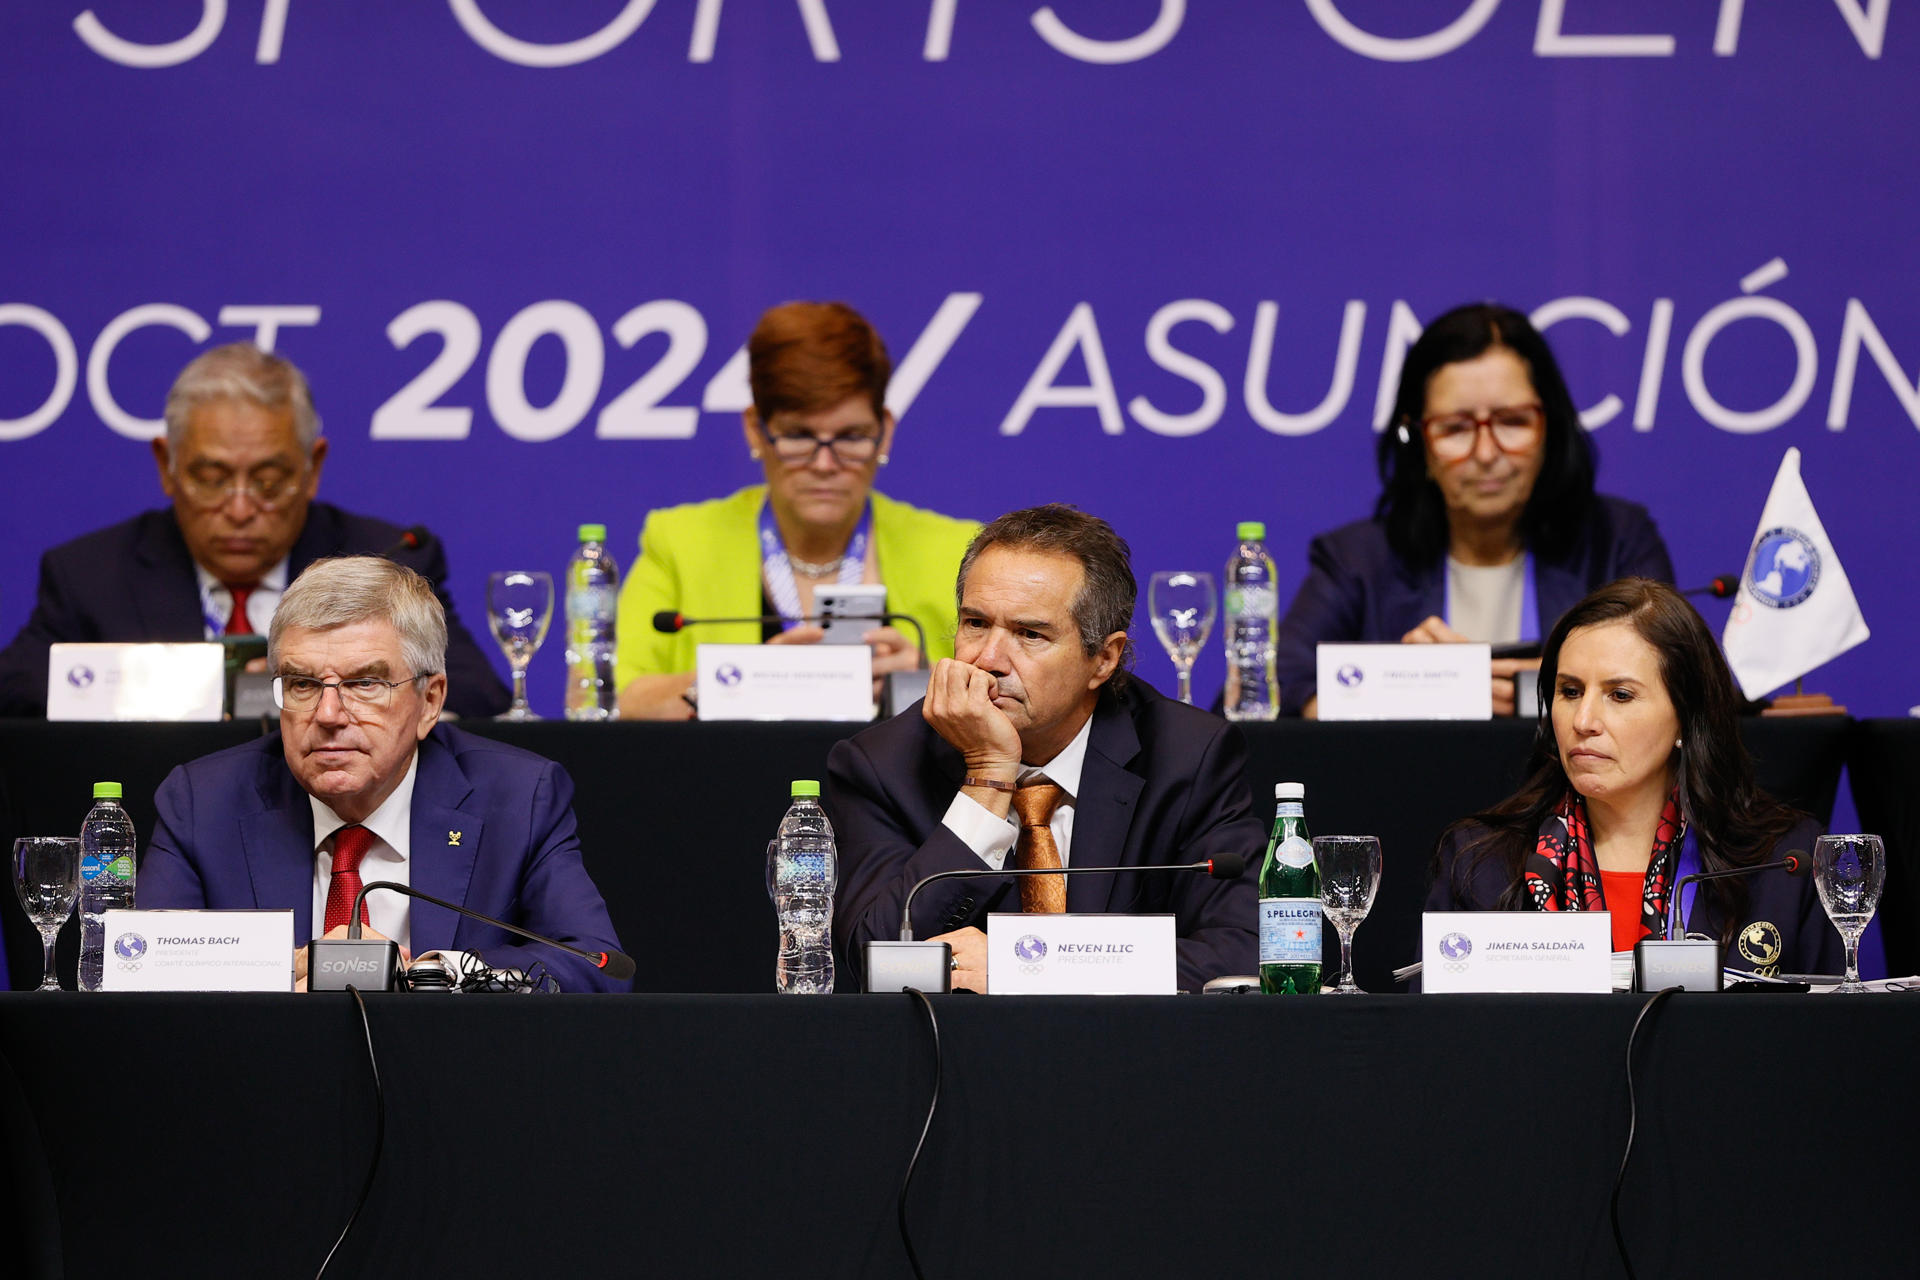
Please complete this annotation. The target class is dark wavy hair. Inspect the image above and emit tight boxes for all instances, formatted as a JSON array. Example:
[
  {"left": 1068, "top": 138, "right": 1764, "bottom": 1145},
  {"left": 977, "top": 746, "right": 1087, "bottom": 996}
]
[
  {"left": 956, "top": 504, "right": 1135, "bottom": 690},
  {"left": 1376, "top": 303, "right": 1597, "bottom": 569},
  {"left": 1438, "top": 578, "right": 1804, "bottom": 945}
]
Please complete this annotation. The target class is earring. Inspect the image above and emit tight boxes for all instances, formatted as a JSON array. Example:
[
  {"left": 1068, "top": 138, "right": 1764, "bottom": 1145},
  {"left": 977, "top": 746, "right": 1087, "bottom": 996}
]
[
  {"left": 877, "top": 453, "right": 890, "bottom": 466},
  {"left": 749, "top": 449, "right": 761, "bottom": 461},
  {"left": 1675, "top": 738, "right": 1683, "bottom": 749},
  {"left": 1395, "top": 423, "right": 1411, "bottom": 446}
]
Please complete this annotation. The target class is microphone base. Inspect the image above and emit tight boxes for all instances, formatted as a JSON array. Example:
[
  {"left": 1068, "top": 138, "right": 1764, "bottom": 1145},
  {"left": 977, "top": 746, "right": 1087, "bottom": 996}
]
[
  {"left": 308, "top": 938, "right": 402, "bottom": 992},
  {"left": 864, "top": 941, "right": 952, "bottom": 993},
  {"left": 1634, "top": 938, "right": 1722, "bottom": 992}
]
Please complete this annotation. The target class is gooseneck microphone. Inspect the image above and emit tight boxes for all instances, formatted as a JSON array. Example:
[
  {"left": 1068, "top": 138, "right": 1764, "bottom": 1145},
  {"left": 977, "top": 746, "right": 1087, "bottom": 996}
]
[
  {"left": 1634, "top": 850, "right": 1808, "bottom": 992},
  {"left": 307, "top": 880, "right": 636, "bottom": 991},
  {"left": 655, "top": 609, "right": 931, "bottom": 670},
  {"left": 864, "top": 853, "right": 1248, "bottom": 992},
  {"left": 378, "top": 525, "right": 431, "bottom": 559},
  {"left": 1680, "top": 574, "right": 1741, "bottom": 600}
]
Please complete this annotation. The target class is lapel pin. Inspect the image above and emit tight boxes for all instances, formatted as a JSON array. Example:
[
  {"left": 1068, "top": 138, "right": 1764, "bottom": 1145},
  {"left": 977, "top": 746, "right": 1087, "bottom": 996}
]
[{"left": 448, "top": 830, "right": 463, "bottom": 846}]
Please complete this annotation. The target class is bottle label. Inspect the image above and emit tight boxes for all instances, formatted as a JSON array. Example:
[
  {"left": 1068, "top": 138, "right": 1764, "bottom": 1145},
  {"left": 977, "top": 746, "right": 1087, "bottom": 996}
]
[
  {"left": 1225, "top": 585, "right": 1276, "bottom": 618},
  {"left": 1275, "top": 802, "right": 1303, "bottom": 818},
  {"left": 1276, "top": 835, "right": 1314, "bottom": 869},
  {"left": 1259, "top": 898, "right": 1322, "bottom": 965},
  {"left": 567, "top": 585, "right": 615, "bottom": 617},
  {"left": 82, "top": 853, "right": 133, "bottom": 883}
]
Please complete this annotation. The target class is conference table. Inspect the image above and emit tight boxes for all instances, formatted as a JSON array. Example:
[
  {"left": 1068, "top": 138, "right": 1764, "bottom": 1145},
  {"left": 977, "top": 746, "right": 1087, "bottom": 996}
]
[
  {"left": 1, "top": 992, "right": 1914, "bottom": 1278},
  {"left": 2, "top": 715, "right": 1897, "bottom": 993}
]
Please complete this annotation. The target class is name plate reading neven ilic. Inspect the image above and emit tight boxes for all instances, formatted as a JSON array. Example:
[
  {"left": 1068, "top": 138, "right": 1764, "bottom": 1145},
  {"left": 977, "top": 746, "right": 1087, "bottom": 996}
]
[
  {"left": 1421, "top": 911, "right": 1612, "bottom": 993},
  {"left": 1315, "top": 643, "right": 1492, "bottom": 720},
  {"left": 986, "top": 913, "right": 1176, "bottom": 995},
  {"left": 99, "top": 910, "right": 295, "bottom": 992},
  {"left": 695, "top": 643, "right": 872, "bottom": 721}
]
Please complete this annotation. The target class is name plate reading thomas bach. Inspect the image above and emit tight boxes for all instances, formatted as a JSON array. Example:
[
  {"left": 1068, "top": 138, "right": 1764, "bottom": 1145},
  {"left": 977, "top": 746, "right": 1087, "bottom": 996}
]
[
  {"left": 1315, "top": 643, "right": 1492, "bottom": 721},
  {"left": 47, "top": 642, "right": 225, "bottom": 722},
  {"left": 695, "top": 643, "right": 872, "bottom": 721},
  {"left": 987, "top": 913, "right": 1176, "bottom": 995},
  {"left": 99, "top": 910, "right": 294, "bottom": 992},
  {"left": 1421, "top": 911, "right": 1612, "bottom": 994}
]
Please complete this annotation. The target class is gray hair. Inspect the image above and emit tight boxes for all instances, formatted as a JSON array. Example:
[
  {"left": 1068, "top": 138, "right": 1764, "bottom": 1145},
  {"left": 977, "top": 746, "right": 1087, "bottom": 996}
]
[
  {"left": 164, "top": 342, "right": 321, "bottom": 451},
  {"left": 268, "top": 557, "right": 447, "bottom": 680},
  {"left": 956, "top": 504, "right": 1136, "bottom": 687}
]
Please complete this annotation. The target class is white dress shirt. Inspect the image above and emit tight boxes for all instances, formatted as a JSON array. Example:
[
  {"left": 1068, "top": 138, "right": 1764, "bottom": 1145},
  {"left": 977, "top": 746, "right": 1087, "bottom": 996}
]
[
  {"left": 194, "top": 556, "right": 290, "bottom": 637},
  {"left": 309, "top": 751, "right": 418, "bottom": 949},
  {"left": 940, "top": 712, "right": 1094, "bottom": 871}
]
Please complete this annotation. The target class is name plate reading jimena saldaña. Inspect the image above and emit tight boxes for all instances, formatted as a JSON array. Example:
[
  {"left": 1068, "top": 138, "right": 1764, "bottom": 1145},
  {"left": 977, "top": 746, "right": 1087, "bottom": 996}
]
[{"left": 1421, "top": 911, "right": 1611, "bottom": 993}]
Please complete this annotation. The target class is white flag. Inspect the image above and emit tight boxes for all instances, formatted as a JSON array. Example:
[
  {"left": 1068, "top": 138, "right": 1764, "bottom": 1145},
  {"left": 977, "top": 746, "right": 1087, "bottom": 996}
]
[{"left": 1721, "top": 448, "right": 1869, "bottom": 699}]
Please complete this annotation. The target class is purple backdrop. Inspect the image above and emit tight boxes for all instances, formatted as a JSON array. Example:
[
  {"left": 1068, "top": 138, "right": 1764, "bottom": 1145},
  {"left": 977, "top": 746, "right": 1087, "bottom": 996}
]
[{"left": 2, "top": 1, "right": 1915, "bottom": 717}]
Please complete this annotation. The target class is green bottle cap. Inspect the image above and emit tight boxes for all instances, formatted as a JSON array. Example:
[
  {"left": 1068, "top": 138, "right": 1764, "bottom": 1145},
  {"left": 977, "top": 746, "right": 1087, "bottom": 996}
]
[
  {"left": 1237, "top": 522, "right": 1266, "bottom": 541},
  {"left": 790, "top": 780, "right": 821, "bottom": 798},
  {"left": 93, "top": 781, "right": 122, "bottom": 800},
  {"left": 578, "top": 523, "right": 607, "bottom": 543}
]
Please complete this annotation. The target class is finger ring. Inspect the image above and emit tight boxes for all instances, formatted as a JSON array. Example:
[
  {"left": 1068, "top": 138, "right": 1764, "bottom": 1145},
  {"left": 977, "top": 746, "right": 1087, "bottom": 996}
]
[{"left": 949, "top": 954, "right": 960, "bottom": 971}]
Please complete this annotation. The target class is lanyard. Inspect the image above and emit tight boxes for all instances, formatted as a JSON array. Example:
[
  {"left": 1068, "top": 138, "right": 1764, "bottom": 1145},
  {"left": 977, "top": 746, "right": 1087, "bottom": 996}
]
[
  {"left": 758, "top": 499, "right": 871, "bottom": 628},
  {"left": 1444, "top": 551, "right": 1540, "bottom": 643},
  {"left": 1666, "top": 826, "right": 1704, "bottom": 939}
]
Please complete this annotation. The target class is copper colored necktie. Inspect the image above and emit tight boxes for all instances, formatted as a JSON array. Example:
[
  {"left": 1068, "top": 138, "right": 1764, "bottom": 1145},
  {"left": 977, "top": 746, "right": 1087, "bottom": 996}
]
[
  {"left": 225, "top": 585, "right": 255, "bottom": 636},
  {"left": 1012, "top": 782, "right": 1066, "bottom": 914},
  {"left": 323, "top": 824, "right": 375, "bottom": 935}
]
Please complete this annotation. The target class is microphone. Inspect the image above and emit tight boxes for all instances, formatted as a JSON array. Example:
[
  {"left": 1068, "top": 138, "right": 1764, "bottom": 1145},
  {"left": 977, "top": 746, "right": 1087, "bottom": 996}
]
[
  {"left": 1634, "top": 850, "right": 1807, "bottom": 992},
  {"left": 654, "top": 609, "right": 931, "bottom": 672},
  {"left": 1681, "top": 574, "right": 1740, "bottom": 600},
  {"left": 307, "top": 880, "right": 636, "bottom": 991},
  {"left": 378, "top": 525, "right": 431, "bottom": 559},
  {"left": 864, "top": 852, "right": 1248, "bottom": 992}
]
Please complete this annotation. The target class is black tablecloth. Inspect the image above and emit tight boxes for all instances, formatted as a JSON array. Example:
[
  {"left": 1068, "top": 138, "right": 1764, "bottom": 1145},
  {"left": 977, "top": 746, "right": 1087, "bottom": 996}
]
[
  {"left": 1850, "top": 719, "right": 1920, "bottom": 976},
  {"left": 1, "top": 993, "right": 1914, "bottom": 1279},
  {"left": 0, "top": 717, "right": 1857, "bottom": 993}
]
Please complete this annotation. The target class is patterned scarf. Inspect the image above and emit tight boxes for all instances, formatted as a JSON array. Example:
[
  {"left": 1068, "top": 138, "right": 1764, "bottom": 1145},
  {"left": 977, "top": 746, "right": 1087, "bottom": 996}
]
[{"left": 1524, "top": 789, "right": 1687, "bottom": 943}]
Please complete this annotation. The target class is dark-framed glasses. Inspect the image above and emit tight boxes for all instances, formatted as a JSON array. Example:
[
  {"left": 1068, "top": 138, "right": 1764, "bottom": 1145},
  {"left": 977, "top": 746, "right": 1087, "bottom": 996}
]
[
  {"left": 1419, "top": 404, "right": 1545, "bottom": 460},
  {"left": 763, "top": 430, "right": 881, "bottom": 466},
  {"left": 174, "top": 465, "right": 308, "bottom": 511},
  {"left": 273, "top": 673, "right": 432, "bottom": 713}
]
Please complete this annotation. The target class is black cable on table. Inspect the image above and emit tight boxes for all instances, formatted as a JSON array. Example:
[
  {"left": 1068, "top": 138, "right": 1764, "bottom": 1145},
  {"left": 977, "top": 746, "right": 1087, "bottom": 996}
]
[
  {"left": 897, "top": 988, "right": 942, "bottom": 1280},
  {"left": 1611, "top": 986, "right": 1678, "bottom": 1280},
  {"left": 315, "top": 985, "right": 386, "bottom": 1280}
]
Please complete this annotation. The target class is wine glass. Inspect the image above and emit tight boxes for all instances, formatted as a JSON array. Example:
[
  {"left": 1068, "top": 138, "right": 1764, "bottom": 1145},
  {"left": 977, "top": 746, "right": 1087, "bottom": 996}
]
[
  {"left": 1315, "top": 835, "right": 1381, "bottom": 995},
  {"left": 1148, "top": 571, "right": 1216, "bottom": 705},
  {"left": 13, "top": 837, "right": 81, "bottom": 991},
  {"left": 1813, "top": 834, "right": 1885, "bottom": 992},
  {"left": 487, "top": 570, "right": 553, "bottom": 721}
]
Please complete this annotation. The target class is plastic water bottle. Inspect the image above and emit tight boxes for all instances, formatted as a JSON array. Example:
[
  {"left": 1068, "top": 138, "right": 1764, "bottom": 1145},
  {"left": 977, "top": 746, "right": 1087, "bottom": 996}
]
[
  {"left": 564, "top": 523, "right": 620, "bottom": 721},
  {"left": 770, "top": 780, "right": 837, "bottom": 994},
  {"left": 78, "top": 781, "right": 137, "bottom": 992},
  {"left": 1224, "top": 521, "right": 1279, "bottom": 721},
  {"left": 1258, "top": 782, "right": 1321, "bottom": 994}
]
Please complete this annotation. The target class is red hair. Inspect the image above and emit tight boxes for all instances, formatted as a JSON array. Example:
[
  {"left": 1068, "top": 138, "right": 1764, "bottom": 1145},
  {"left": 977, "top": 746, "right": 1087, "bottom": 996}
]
[{"left": 747, "top": 301, "right": 891, "bottom": 421}]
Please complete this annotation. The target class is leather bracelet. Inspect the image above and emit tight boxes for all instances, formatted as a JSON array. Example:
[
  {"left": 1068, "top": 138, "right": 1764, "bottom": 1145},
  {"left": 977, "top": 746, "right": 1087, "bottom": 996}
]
[{"left": 961, "top": 775, "right": 1017, "bottom": 793}]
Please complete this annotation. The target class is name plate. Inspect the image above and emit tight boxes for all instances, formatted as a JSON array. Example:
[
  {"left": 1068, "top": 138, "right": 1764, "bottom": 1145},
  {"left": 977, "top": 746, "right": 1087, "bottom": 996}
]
[
  {"left": 695, "top": 643, "right": 872, "bottom": 721},
  {"left": 1421, "top": 911, "right": 1612, "bottom": 993},
  {"left": 99, "top": 910, "right": 294, "bottom": 992},
  {"left": 1316, "top": 643, "right": 1492, "bottom": 720},
  {"left": 986, "top": 913, "right": 1176, "bottom": 995},
  {"left": 47, "top": 643, "right": 225, "bottom": 721}
]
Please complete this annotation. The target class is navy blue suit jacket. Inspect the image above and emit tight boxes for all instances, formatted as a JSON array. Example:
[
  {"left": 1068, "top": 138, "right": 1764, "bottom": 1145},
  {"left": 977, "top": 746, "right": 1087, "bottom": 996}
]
[
  {"left": 1426, "top": 815, "right": 1843, "bottom": 977},
  {"left": 137, "top": 724, "right": 629, "bottom": 992},
  {"left": 826, "top": 681, "right": 1262, "bottom": 992},
  {"left": 0, "top": 503, "right": 509, "bottom": 719},
  {"left": 1273, "top": 495, "right": 1673, "bottom": 714}
]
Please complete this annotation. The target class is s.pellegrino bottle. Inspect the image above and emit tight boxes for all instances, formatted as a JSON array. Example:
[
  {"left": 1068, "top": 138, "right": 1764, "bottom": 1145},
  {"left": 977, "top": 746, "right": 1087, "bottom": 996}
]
[
  {"left": 771, "top": 780, "right": 837, "bottom": 994},
  {"left": 564, "top": 523, "right": 621, "bottom": 721},
  {"left": 1259, "top": 781, "right": 1320, "bottom": 994},
  {"left": 1224, "top": 521, "right": 1279, "bottom": 721},
  {"left": 78, "top": 781, "right": 137, "bottom": 992}
]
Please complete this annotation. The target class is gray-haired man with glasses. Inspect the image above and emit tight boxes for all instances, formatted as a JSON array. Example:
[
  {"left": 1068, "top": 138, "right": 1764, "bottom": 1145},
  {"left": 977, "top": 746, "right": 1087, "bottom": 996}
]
[
  {"left": 139, "top": 557, "right": 628, "bottom": 991},
  {"left": 0, "top": 342, "right": 507, "bottom": 718}
]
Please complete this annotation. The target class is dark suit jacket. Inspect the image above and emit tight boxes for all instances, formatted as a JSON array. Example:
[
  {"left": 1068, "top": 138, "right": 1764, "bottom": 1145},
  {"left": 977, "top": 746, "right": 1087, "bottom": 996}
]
[
  {"left": 1273, "top": 495, "right": 1674, "bottom": 714},
  {"left": 0, "top": 503, "right": 509, "bottom": 719},
  {"left": 136, "top": 724, "right": 628, "bottom": 992},
  {"left": 1426, "top": 815, "right": 1843, "bottom": 977},
  {"left": 826, "top": 681, "right": 1262, "bottom": 992}
]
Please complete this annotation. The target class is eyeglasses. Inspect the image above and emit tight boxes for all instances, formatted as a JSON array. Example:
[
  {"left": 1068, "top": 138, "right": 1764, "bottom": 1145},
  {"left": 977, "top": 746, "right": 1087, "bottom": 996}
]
[
  {"left": 763, "top": 430, "right": 882, "bottom": 466},
  {"left": 273, "top": 673, "right": 433, "bottom": 713},
  {"left": 174, "top": 466, "right": 308, "bottom": 511},
  {"left": 1419, "top": 404, "right": 1545, "bottom": 461}
]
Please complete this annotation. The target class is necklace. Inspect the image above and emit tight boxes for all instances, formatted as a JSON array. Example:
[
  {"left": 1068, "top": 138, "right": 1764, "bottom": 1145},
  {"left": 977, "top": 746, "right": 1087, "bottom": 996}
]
[{"left": 787, "top": 554, "right": 846, "bottom": 579}]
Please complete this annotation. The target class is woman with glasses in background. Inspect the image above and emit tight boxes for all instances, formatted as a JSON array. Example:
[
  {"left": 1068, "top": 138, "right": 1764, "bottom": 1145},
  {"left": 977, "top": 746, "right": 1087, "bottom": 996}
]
[
  {"left": 1272, "top": 302, "right": 1673, "bottom": 717},
  {"left": 614, "top": 302, "right": 979, "bottom": 720}
]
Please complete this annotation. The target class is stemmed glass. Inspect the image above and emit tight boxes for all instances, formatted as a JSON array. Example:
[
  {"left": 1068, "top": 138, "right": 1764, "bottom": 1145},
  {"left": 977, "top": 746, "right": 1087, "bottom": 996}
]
[
  {"left": 1813, "top": 834, "right": 1885, "bottom": 993},
  {"left": 1148, "top": 571, "right": 1216, "bottom": 706},
  {"left": 1315, "top": 835, "right": 1381, "bottom": 995},
  {"left": 13, "top": 837, "right": 81, "bottom": 991},
  {"left": 487, "top": 570, "right": 553, "bottom": 721}
]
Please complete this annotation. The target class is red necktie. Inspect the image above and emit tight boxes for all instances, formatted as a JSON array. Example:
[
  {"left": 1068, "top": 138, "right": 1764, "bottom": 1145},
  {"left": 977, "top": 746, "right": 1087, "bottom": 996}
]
[
  {"left": 323, "top": 825, "right": 374, "bottom": 935},
  {"left": 225, "top": 585, "right": 255, "bottom": 636}
]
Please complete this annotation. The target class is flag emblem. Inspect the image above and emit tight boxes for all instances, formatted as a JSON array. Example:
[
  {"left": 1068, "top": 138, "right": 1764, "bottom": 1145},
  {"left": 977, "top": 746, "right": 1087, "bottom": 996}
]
[{"left": 1745, "top": 527, "right": 1820, "bottom": 608}]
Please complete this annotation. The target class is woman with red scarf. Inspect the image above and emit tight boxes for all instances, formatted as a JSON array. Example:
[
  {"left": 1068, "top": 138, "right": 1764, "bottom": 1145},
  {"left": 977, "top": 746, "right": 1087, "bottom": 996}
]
[{"left": 1427, "top": 578, "right": 1842, "bottom": 978}]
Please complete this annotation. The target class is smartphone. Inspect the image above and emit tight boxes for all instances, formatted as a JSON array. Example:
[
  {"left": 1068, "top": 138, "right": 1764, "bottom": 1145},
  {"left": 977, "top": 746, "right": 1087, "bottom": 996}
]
[{"left": 814, "top": 583, "right": 887, "bottom": 646}]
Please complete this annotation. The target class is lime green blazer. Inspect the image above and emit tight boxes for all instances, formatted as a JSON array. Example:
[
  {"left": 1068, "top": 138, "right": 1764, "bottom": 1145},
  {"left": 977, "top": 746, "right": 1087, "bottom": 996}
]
[{"left": 613, "top": 486, "right": 981, "bottom": 687}]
